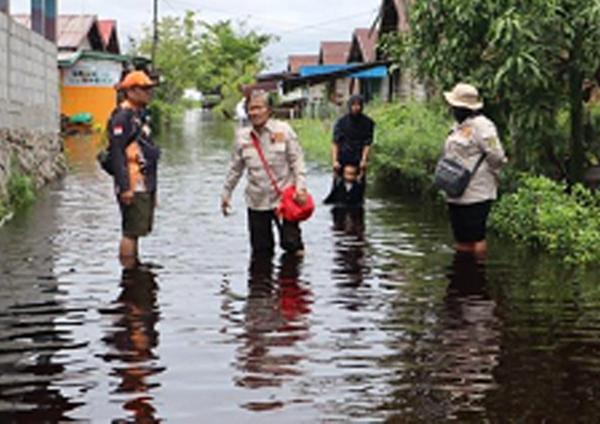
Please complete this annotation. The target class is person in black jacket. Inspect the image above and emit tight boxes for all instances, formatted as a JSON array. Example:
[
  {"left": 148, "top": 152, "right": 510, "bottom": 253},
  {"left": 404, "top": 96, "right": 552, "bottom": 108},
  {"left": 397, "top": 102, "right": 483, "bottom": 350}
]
[
  {"left": 331, "top": 95, "right": 375, "bottom": 177},
  {"left": 108, "top": 71, "right": 160, "bottom": 262}
]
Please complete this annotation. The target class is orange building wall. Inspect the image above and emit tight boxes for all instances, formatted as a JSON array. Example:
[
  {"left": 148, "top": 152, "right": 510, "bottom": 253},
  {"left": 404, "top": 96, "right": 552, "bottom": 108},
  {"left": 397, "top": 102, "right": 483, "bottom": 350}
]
[{"left": 60, "top": 85, "right": 117, "bottom": 128}]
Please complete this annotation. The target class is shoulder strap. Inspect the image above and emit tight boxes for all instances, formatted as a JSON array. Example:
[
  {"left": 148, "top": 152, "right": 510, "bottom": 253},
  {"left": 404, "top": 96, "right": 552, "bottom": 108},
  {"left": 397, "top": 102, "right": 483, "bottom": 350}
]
[
  {"left": 250, "top": 131, "right": 282, "bottom": 196},
  {"left": 472, "top": 152, "right": 487, "bottom": 174}
]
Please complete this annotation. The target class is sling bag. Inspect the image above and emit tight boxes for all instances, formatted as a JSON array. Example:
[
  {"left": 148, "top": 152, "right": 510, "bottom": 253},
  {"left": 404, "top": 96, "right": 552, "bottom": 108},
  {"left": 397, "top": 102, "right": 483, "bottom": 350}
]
[
  {"left": 434, "top": 152, "right": 487, "bottom": 198},
  {"left": 250, "top": 132, "right": 315, "bottom": 222}
]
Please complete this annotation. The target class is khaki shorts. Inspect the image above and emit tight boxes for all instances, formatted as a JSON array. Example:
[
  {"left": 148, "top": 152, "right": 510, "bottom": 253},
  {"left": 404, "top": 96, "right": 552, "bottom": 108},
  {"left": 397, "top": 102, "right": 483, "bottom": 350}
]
[{"left": 120, "top": 192, "right": 155, "bottom": 238}]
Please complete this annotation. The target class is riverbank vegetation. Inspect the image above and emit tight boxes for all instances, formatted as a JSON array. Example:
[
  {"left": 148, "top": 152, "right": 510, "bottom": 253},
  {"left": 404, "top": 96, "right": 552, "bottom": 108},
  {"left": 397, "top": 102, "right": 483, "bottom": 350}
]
[
  {"left": 0, "top": 170, "right": 36, "bottom": 224},
  {"left": 132, "top": 11, "right": 272, "bottom": 124},
  {"left": 490, "top": 175, "right": 600, "bottom": 265}
]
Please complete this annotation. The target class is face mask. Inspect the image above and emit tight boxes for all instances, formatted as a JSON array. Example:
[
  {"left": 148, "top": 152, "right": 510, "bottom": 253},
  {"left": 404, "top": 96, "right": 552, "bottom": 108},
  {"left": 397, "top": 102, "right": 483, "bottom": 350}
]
[{"left": 452, "top": 107, "right": 473, "bottom": 123}]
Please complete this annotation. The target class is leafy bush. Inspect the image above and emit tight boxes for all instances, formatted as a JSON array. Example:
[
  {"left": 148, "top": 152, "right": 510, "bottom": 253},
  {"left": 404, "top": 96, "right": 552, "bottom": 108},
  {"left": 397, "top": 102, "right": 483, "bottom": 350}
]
[
  {"left": 7, "top": 172, "right": 36, "bottom": 208},
  {"left": 368, "top": 101, "right": 450, "bottom": 193},
  {"left": 490, "top": 175, "right": 600, "bottom": 265}
]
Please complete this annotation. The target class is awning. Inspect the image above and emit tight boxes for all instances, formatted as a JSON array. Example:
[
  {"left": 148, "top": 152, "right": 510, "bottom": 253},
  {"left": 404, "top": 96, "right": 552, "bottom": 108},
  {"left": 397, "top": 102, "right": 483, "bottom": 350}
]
[
  {"left": 282, "top": 61, "right": 390, "bottom": 92},
  {"left": 300, "top": 64, "right": 387, "bottom": 79}
]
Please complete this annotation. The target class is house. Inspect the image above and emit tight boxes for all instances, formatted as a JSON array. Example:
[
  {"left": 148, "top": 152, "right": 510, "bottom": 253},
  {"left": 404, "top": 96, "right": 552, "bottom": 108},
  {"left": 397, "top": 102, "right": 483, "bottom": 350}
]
[
  {"left": 376, "top": 0, "right": 425, "bottom": 101},
  {"left": 13, "top": 14, "right": 130, "bottom": 127},
  {"left": 287, "top": 55, "right": 318, "bottom": 74},
  {"left": 347, "top": 28, "right": 383, "bottom": 101},
  {"left": 97, "top": 19, "right": 120, "bottom": 54},
  {"left": 319, "top": 41, "right": 352, "bottom": 106}
]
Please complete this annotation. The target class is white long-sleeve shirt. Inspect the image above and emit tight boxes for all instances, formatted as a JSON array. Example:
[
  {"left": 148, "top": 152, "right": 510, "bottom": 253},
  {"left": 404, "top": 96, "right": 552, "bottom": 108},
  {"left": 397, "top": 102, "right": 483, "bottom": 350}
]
[
  {"left": 443, "top": 115, "right": 507, "bottom": 204},
  {"left": 221, "top": 119, "right": 307, "bottom": 211}
]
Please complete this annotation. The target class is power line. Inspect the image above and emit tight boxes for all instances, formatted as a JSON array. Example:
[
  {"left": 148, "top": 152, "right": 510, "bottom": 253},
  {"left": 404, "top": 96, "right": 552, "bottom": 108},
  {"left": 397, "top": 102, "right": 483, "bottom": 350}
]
[
  {"left": 279, "top": 8, "right": 378, "bottom": 36},
  {"left": 159, "top": 0, "right": 378, "bottom": 36}
]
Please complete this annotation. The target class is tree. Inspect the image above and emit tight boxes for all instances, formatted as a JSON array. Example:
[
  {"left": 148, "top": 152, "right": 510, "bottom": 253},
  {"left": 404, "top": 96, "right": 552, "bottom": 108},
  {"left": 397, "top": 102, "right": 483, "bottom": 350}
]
[
  {"left": 385, "top": 0, "right": 600, "bottom": 182},
  {"left": 195, "top": 21, "right": 272, "bottom": 117},
  {"left": 132, "top": 12, "right": 273, "bottom": 120}
]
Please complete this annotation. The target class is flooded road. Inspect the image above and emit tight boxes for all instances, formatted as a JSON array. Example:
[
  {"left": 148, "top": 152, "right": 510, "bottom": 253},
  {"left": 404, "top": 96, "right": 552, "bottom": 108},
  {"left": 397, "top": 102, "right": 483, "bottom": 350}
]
[{"left": 1, "top": 110, "right": 600, "bottom": 422}]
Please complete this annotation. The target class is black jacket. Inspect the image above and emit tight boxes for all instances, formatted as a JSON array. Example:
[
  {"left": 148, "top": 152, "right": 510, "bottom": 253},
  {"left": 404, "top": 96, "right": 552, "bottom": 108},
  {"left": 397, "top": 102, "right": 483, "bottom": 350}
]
[
  {"left": 108, "top": 107, "right": 160, "bottom": 193},
  {"left": 324, "top": 178, "right": 365, "bottom": 206}
]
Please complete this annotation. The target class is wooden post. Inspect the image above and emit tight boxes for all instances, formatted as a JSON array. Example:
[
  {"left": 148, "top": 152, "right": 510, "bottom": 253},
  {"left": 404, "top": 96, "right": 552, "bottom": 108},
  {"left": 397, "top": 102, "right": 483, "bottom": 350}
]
[{"left": 44, "top": 0, "right": 56, "bottom": 42}]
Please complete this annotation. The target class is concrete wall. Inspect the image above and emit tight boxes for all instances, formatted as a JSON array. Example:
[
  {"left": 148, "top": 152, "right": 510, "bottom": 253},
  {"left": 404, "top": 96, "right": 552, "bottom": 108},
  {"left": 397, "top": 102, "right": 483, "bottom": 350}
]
[
  {"left": 0, "top": 12, "right": 64, "bottom": 202},
  {"left": 0, "top": 12, "right": 59, "bottom": 130}
]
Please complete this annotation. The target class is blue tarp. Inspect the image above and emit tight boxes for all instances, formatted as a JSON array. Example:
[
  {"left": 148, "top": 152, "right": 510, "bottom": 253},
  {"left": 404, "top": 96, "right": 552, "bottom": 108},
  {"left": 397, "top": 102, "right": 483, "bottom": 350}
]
[{"left": 299, "top": 64, "right": 388, "bottom": 79}]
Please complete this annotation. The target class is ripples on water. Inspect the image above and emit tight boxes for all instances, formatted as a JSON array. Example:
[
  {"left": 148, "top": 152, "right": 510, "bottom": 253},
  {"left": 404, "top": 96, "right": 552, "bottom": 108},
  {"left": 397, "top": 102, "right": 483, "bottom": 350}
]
[{"left": 1, "top": 110, "right": 600, "bottom": 422}]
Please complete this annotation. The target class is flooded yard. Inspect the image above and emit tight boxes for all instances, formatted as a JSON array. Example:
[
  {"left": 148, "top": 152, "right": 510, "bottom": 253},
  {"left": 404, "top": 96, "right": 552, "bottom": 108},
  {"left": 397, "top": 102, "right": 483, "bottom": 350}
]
[{"left": 1, "top": 110, "right": 600, "bottom": 422}]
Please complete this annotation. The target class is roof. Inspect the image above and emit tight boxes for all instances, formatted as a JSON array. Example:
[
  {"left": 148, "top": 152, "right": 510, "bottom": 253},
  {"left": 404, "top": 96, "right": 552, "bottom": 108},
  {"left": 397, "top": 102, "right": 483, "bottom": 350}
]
[
  {"left": 287, "top": 55, "right": 319, "bottom": 73},
  {"left": 97, "top": 20, "right": 116, "bottom": 48},
  {"left": 11, "top": 14, "right": 103, "bottom": 51},
  {"left": 283, "top": 61, "right": 390, "bottom": 92},
  {"left": 300, "top": 64, "right": 387, "bottom": 79},
  {"left": 58, "top": 50, "right": 130, "bottom": 67},
  {"left": 349, "top": 28, "right": 378, "bottom": 63},
  {"left": 319, "top": 41, "right": 351, "bottom": 65},
  {"left": 378, "top": 0, "right": 411, "bottom": 34}
]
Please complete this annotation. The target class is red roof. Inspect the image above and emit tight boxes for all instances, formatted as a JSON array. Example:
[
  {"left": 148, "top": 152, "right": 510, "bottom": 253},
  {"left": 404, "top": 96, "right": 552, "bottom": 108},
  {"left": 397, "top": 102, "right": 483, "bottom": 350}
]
[
  {"left": 351, "top": 28, "right": 378, "bottom": 63},
  {"left": 97, "top": 20, "right": 115, "bottom": 48},
  {"left": 287, "top": 55, "right": 319, "bottom": 73},
  {"left": 12, "top": 14, "right": 104, "bottom": 51},
  {"left": 319, "top": 41, "right": 351, "bottom": 65}
]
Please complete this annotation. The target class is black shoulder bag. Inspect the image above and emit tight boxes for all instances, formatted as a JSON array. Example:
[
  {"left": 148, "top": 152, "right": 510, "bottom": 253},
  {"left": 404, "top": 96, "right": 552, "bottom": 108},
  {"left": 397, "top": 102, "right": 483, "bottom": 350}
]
[{"left": 434, "top": 152, "right": 487, "bottom": 198}]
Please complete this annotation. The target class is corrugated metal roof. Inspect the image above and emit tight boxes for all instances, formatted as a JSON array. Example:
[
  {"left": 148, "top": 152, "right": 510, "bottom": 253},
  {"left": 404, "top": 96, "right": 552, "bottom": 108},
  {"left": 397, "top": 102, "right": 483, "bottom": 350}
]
[
  {"left": 351, "top": 28, "right": 378, "bottom": 63},
  {"left": 11, "top": 14, "right": 98, "bottom": 50},
  {"left": 287, "top": 55, "right": 319, "bottom": 73},
  {"left": 319, "top": 41, "right": 351, "bottom": 65},
  {"left": 58, "top": 50, "right": 130, "bottom": 67}
]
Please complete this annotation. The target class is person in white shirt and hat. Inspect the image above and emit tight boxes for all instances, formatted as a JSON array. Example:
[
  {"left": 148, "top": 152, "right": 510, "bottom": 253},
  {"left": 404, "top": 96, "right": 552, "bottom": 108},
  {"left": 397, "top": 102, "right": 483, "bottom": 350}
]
[{"left": 442, "top": 83, "right": 508, "bottom": 256}]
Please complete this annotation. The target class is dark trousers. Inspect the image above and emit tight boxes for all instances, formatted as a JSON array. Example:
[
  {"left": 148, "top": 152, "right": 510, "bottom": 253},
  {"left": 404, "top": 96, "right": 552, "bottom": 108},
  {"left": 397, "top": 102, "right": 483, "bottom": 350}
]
[{"left": 247, "top": 209, "right": 304, "bottom": 256}]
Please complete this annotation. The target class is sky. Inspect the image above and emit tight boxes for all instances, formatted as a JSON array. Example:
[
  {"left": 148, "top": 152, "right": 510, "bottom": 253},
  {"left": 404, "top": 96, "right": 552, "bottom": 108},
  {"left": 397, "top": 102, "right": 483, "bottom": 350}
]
[{"left": 11, "top": 0, "right": 382, "bottom": 71}]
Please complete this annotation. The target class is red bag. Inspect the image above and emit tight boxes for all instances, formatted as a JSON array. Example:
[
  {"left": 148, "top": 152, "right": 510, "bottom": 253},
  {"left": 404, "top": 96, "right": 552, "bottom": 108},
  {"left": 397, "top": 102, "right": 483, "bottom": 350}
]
[
  {"left": 277, "top": 185, "right": 315, "bottom": 222},
  {"left": 250, "top": 132, "right": 315, "bottom": 222}
]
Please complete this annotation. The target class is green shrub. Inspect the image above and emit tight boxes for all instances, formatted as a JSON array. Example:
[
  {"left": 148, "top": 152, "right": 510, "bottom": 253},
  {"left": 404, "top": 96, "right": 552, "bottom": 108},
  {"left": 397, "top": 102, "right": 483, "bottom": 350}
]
[
  {"left": 368, "top": 101, "right": 450, "bottom": 194},
  {"left": 7, "top": 172, "right": 36, "bottom": 208},
  {"left": 490, "top": 175, "right": 600, "bottom": 265}
]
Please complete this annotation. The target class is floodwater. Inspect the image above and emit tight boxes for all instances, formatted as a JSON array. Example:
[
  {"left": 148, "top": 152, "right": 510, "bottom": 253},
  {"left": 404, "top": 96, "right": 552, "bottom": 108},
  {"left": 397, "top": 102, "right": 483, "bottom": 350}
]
[{"left": 1, "top": 110, "right": 600, "bottom": 423}]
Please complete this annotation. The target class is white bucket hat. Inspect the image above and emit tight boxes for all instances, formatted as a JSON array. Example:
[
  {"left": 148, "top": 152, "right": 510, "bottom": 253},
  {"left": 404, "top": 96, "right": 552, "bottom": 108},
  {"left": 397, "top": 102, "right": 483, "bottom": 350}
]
[{"left": 443, "top": 83, "right": 484, "bottom": 110}]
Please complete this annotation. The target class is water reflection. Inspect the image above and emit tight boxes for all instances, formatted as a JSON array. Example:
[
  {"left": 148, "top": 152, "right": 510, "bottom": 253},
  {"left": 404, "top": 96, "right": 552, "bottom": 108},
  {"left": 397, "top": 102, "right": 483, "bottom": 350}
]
[
  {"left": 235, "top": 254, "right": 312, "bottom": 411},
  {"left": 331, "top": 207, "right": 370, "bottom": 310},
  {"left": 100, "top": 265, "right": 163, "bottom": 422},
  {"left": 0, "top": 186, "right": 81, "bottom": 421},
  {"left": 438, "top": 253, "right": 500, "bottom": 420}
]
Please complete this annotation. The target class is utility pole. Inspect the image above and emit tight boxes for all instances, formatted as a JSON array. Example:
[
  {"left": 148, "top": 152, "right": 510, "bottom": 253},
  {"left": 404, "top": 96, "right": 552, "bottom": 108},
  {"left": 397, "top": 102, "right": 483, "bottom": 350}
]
[{"left": 151, "top": 0, "right": 158, "bottom": 66}]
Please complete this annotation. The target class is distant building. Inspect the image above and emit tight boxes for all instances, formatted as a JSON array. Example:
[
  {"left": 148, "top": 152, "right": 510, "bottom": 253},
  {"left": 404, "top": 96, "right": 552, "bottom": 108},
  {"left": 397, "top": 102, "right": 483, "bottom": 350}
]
[
  {"left": 13, "top": 14, "right": 134, "bottom": 127},
  {"left": 97, "top": 19, "right": 120, "bottom": 54},
  {"left": 347, "top": 28, "right": 381, "bottom": 101},
  {"left": 287, "top": 55, "right": 318, "bottom": 74},
  {"left": 376, "top": 0, "right": 425, "bottom": 101},
  {"left": 319, "top": 41, "right": 352, "bottom": 106}
]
